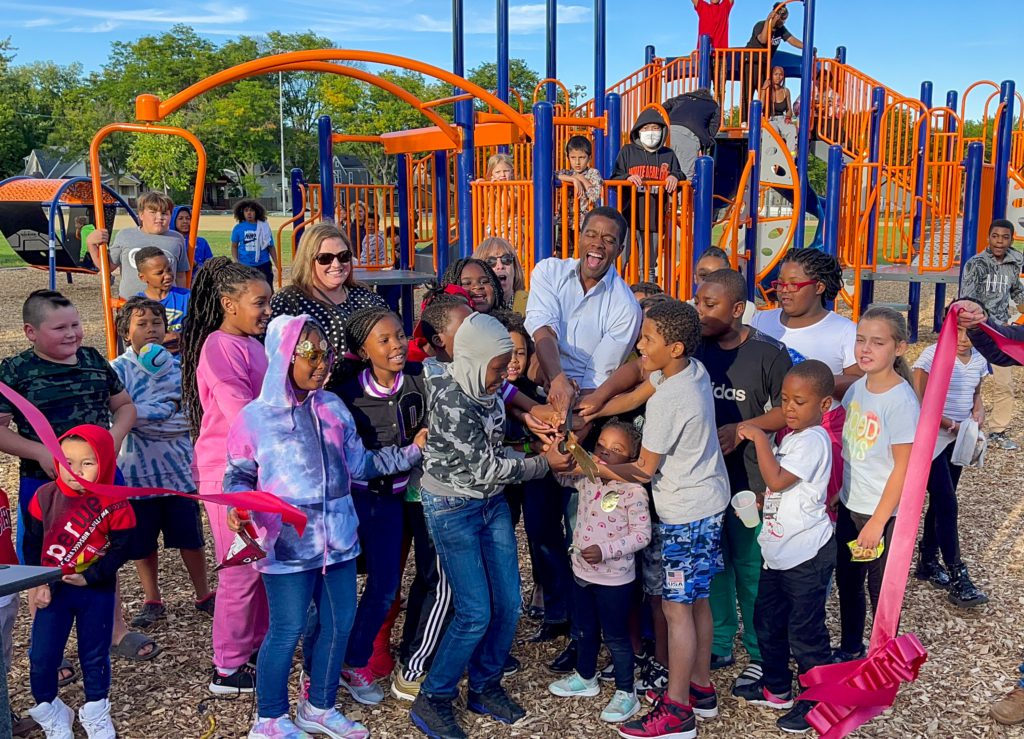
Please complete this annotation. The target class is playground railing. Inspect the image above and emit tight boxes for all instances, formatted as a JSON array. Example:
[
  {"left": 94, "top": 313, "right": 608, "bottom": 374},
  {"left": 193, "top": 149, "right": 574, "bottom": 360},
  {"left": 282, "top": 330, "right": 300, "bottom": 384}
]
[
  {"left": 336, "top": 183, "right": 400, "bottom": 270},
  {"left": 471, "top": 179, "right": 536, "bottom": 285},
  {"left": 915, "top": 108, "right": 965, "bottom": 275},
  {"left": 813, "top": 60, "right": 899, "bottom": 159},
  {"left": 572, "top": 61, "right": 662, "bottom": 120},
  {"left": 709, "top": 48, "right": 769, "bottom": 133},
  {"left": 838, "top": 160, "right": 882, "bottom": 320}
]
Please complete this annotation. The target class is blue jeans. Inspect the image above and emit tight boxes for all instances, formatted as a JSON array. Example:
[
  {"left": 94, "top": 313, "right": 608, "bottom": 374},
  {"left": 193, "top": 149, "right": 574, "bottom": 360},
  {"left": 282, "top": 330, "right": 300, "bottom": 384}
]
[
  {"left": 30, "top": 584, "right": 114, "bottom": 704},
  {"left": 421, "top": 493, "right": 521, "bottom": 700},
  {"left": 257, "top": 561, "right": 356, "bottom": 718},
  {"left": 345, "top": 490, "right": 404, "bottom": 668}
]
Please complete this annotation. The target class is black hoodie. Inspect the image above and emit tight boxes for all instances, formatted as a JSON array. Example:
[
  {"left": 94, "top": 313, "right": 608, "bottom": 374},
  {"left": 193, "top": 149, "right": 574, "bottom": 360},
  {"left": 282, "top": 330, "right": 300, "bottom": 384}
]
[
  {"left": 611, "top": 108, "right": 684, "bottom": 229},
  {"left": 663, "top": 89, "right": 721, "bottom": 148}
]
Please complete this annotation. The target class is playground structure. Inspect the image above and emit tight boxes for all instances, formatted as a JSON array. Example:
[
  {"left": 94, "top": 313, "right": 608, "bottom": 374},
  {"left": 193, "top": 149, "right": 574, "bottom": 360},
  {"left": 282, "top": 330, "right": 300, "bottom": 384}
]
[{"left": 44, "top": 0, "right": 1017, "bottom": 356}]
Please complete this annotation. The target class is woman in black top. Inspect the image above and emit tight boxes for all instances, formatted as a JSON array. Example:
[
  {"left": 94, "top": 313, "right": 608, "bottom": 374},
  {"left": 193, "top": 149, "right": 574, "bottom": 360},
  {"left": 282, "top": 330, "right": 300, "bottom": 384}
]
[
  {"left": 270, "top": 221, "right": 387, "bottom": 389},
  {"left": 759, "top": 65, "right": 797, "bottom": 152}
]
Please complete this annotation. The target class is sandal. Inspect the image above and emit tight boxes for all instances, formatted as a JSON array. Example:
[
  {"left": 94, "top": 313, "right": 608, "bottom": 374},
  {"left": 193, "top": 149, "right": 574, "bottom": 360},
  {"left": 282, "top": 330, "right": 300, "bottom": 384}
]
[
  {"left": 195, "top": 591, "right": 216, "bottom": 617},
  {"left": 111, "top": 631, "right": 162, "bottom": 662},
  {"left": 130, "top": 600, "right": 166, "bottom": 629},
  {"left": 57, "top": 658, "right": 77, "bottom": 687}
]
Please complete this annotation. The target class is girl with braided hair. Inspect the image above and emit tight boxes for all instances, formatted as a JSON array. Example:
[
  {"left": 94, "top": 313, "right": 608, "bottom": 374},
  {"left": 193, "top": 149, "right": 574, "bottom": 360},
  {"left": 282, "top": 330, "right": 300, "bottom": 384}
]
[
  {"left": 179, "top": 256, "right": 274, "bottom": 695},
  {"left": 440, "top": 257, "right": 504, "bottom": 315}
]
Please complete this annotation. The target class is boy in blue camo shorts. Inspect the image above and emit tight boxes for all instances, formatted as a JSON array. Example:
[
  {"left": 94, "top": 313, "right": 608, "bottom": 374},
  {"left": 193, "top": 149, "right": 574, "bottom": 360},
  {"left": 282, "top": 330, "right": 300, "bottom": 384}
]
[{"left": 596, "top": 300, "right": 729, "bottom": 739}]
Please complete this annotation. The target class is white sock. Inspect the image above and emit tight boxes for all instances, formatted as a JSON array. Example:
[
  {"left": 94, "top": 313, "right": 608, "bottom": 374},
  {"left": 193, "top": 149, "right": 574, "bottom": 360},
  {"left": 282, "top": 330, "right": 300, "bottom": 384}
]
[{"left": 217, "top": 667, "right": 238, "bottom": 677}]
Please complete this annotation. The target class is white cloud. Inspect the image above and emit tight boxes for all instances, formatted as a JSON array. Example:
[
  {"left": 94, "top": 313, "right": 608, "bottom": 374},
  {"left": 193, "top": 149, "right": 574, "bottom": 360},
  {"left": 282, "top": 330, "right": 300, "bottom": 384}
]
[
  {"left": 0, "top": 1, "right": 248, "bottom": 27},
  {"left": 22, "top": 17, "right": 58, "bottom": 27}
]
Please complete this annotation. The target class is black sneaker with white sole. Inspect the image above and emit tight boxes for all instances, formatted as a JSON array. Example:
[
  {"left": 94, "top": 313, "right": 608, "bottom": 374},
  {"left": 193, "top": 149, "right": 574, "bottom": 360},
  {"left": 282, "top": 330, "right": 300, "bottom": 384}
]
[
  {"left": 689, "top": 682, "right": 719, "bottom": 719},
  {"left": 777, "top": 700, "right": 816, "bottom": 733},
  {"left": 638, "top": 658, "right": 668, "bottom": 703},
  {"left": 503, "top": 655, "right": 521, "bottom": 677},
  {"left": 208, "top": 664, "right": 256, "bottom": 694},
  {"left": 467, "top": 684, "right": 526, "bottom": 725},
  {"left": 410, "top": 693, "right": 467, "bottom": 739}
]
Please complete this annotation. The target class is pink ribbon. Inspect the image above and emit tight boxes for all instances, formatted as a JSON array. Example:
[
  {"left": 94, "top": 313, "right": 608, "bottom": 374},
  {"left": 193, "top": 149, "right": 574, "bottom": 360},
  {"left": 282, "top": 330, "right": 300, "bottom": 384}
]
[
  {"left": 0, "top": 381, "right": 307, "bottom": 536},
  {"left": 800, "top": 308, "right": 1017, "bottom": 736}
]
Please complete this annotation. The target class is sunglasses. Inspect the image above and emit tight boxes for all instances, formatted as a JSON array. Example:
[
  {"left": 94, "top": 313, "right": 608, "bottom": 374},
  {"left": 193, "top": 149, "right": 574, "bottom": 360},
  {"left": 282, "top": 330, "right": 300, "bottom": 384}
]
[
  {"left": 485, "top": 255, "right": 516, "bottom": 267},
  {"left": 314, "top": 251, "right": 353, "bottom": 266},
  {"left": 770, "top": 279, "right": 817, "bottom": 293},
  {"left": 293, "top": 345, "right": 336, "bottom": 367}
]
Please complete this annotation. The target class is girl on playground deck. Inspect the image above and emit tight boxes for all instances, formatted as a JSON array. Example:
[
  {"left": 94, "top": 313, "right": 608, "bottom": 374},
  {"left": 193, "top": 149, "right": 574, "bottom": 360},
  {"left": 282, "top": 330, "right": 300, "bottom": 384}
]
[
  {"left": 834, "top": 307, "right": 920, "bottom": 663},
  {"left": 223, "top": 315, "right": 424, "bottom": 739},
  {"left": 180, "top": 257, "right": 273, "bottom": 695},
  {"left": 334, "top": 307, "right": 428, "bottom": 705}
]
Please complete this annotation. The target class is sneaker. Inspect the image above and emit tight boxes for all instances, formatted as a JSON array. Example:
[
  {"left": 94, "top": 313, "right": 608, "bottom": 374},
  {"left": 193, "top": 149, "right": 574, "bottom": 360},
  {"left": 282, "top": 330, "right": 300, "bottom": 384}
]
[
  {"left": 637, "top": 658, "right": 668, "bottom": 703},
  {"left": 410, "top": 693, "right": 467, "bottom": 739},
  {"left": 548, "top": 641, "right": 577, "bottom": 674},
  {"left": 915, "top": 556, "right": 950, "bottom": 589},
  {"left": 295, "top": 703, "right": 369, "bottom": 739},
  {"left": 990, "top": 432, "right": 1020, "bottom": 450},
  {"left": 79, "top": 698, "right": 116, "bottom": 739},
  {"left": 526, "top": 621, "right": 571, "bottom": 643},
  {"left": 830, "top": 645, "right": 866, "bottom": 663},
  {"left": 28, "top": 698, "right": 74, "bottom": 739},
  {"left": 503, "top": 655, "right": 521, "bottom": 677},
  {"left": 731, "top": 679, "right": 794, "bottom": 709},
  {"left": 340, "top": 666, "right": 384, "bottom": 705},
  {"left": 549, "top": 671, "right": 601, "bottom": 697},
  {"left": 130, "top": 600, "right": 166, "bottom": 629},
  {"left": 689, "top": 682, "right": 719, "bottom": 719},
  {"left": 617, "top": 697, "right": 696, "bottom": 739},
  {"left": 599, "top": 660, "right": 617, "bottom": 683},
  {"left": 249, "top": 715, "right": 313, "bottom": 738},
  {"left": 392, "top": 667, "right": 425, "bottom": 702},
  {"left": 467, "top": 683, "right": 527, "bottom": 725},
  {"left": 991, "top": 687, "right": 1024, "bottom": 725},
  {"left": 601, "top": 690, "right": 641, "bottom": 723},
  {"left": 709, "top": 652, "right": 735, "bottom": 670},
  {"left": 195, "top": 591, "right": 217, "bottom": 616},
  {"left": 732, "top": 661, "right": 763, "bottom": 689},
  {"left": 947, "top": 562, "right": 989, "bottom": 607},
  {"left": 777, "top": 700, "right": 816, "bottom": 734},
  {"left": 209, "top": 664, "right": 256, "bottom": 694}
]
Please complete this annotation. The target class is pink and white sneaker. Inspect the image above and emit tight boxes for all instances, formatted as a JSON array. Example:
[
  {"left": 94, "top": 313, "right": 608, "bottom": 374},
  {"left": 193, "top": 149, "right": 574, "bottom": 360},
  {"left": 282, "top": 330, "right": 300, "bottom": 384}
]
[
  {"left": 295, "top": 703, "right": 369, "bottom": 739},
  {"left": 248, "top": 715, "right": 312, "bottom": 738}
]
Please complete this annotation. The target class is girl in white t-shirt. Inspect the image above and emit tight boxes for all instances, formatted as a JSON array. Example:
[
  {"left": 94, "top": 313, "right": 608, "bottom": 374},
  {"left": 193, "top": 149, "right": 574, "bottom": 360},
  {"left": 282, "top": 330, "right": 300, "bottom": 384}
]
[
  {"left": 834, "top": 307, "right": 920, "bottom": 662},
  {"left": 911, "top": 324, "right": 989, "bottom": 608}
]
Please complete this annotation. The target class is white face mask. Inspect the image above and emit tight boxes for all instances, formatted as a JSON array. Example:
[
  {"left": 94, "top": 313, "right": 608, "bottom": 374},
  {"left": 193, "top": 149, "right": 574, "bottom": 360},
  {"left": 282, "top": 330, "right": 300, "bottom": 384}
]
[{"left": 639, "top": 129, "right": 662, "bottom": 149}]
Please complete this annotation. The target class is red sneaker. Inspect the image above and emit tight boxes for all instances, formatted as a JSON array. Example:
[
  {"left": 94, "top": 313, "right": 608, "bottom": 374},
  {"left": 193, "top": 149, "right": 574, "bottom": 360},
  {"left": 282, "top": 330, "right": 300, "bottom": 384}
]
[{"left": 617, "top": 697, "right": 697, "bottom": 739}]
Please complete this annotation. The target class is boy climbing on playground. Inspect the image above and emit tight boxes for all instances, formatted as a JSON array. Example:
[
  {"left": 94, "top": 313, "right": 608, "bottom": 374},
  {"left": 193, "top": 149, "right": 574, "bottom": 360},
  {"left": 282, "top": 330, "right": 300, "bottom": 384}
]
[
  {"left": 85, "top": 191, "right": 190, "bottom": 300},
  {"left": 611, "top": 108, "right": 683, "bottom": 282},
  {"left": 134, "top": 247, "right": 190, "bottom": 354},
  {"left": 958, "top": 218, "right": 1024, "bottom": 450}
]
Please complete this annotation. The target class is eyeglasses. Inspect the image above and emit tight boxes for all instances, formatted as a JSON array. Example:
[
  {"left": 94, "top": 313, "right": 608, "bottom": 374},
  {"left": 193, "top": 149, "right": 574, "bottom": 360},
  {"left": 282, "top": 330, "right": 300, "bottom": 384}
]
[
  {"left": 314, "top": 251, "right": 353, "bottom": 266},
  {"left": 293, "top": 345, "right": 335, "bottom": 366},
  {"left": 485, "top": 255, "right": 515, "bottom": 267},
  {"left": 460, "top": 277, "right": 493, "bottom": 289},
  {"left": 770, "top": 279, "right": 818, "bottom": 293}
]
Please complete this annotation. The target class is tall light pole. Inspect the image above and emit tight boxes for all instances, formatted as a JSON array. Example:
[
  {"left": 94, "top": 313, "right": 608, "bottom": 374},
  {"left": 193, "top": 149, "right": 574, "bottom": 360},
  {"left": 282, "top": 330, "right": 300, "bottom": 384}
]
[{"left": 279, "top": 70, "right": 287, "bottom": 212}]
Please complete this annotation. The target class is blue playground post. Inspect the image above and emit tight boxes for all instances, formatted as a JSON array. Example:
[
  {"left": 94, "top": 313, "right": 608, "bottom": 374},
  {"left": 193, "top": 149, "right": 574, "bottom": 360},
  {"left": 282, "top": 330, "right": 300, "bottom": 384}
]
[
  {"left": 907, "top": 81, "right": 933, "bottom": 343},
  {"left": 452, "top": 0, "right": 464, "bottom": 79},
  {"left": 645, "top": 45, "right": 656, "bottom": 66},
  {"left": 823, "top": 145, "right": 844, "bottom": 311},
  {"left": 395, "top": 153, "right": 414, "bottom": 333},
  {"left": 697, "top": 35, "right": 712, "bottom": 90},
  {"left": 692, "top": 155, "right": 715, "bottom": 289},
  {"left": 860, "top": 85, "right": 886, "bottom": 314},
  {"left": 835, "top": 46, "right": 847, "bottom": 64},
  {"left": 317, "top": 115, "right": 335, "bottom": 223},
  {"left": 745, "top": 100, "right": 763, "bottom": 302},
  {"left": 455, "top": 98, "right": 475, "bottom": 257},
  {"left": 433, "top": 150, "right": 451, "bottom": 279},
  {"left": 605, "top": 92, "right": 622, "bottom": 184},
  {"left": 959, "top": 142, "right": 985, "bottom": 292},
  {"left": 546, "top": 0, "right": 557, "bottom": 102},
  {"left": 793, "top": 0, "right": 815, "bottom": 252},
  {"left": 932, "top": 89, "right": 959, "bottom": 330},
  {"left": 497, "top": 0, "right": 509, "bottom": 104},
  {"left": 593, "top": 0, "right": 607, "bottom": 175},
  {"left": 533, "top": 101, "right": 555, "bottom": 262},
  {"left": 993, "top": 80, "right": 1016, "bottom": 220},
  {"left": 289, "top": 168, "right": 305, "bottom": 246}
]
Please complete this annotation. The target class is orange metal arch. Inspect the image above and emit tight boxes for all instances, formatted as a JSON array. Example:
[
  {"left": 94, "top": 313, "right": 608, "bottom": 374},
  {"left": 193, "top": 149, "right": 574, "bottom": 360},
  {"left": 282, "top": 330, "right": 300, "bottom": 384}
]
[
  {"left": 959, "top": 80, "right": 999, "bottom": 124},
  {"left": 139, "top": 50, "right": 533, "bottom": 140},
  {"left": 532, "top": 78, "right": 572, "bottom": 107},
  {"left": 89, "top": 123, "right": 206, "bottom": 359}
]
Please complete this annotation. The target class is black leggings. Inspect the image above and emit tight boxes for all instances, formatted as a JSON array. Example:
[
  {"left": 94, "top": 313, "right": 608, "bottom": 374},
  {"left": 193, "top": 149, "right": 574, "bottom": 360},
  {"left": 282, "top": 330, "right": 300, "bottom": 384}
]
[
  {"left": 919, "top": 443, "right": 963, "bottom": 567},
  {"left": 835, "top": 504, "right": 896, "bottom": 653},
  {"left": 572, "top": 578, "right": 635, "bottom": 692}
]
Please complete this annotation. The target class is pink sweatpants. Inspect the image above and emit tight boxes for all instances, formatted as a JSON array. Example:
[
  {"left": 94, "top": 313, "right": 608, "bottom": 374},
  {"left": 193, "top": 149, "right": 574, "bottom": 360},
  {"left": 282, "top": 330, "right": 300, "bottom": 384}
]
[{"left": 203, "top": 481, "right": 269, "bottom": 671}]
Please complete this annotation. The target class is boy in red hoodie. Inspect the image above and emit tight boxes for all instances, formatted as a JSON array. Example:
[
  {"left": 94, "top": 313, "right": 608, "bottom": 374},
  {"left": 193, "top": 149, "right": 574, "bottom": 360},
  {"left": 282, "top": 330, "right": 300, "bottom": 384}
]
[{"left": 24, "top": 425, "right": 136, "bottom": 738}]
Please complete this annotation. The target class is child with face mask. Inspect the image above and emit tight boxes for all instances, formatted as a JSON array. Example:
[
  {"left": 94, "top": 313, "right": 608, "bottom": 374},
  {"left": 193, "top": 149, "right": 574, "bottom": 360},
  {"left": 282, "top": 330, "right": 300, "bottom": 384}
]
[{"left": 611, "top": 109, "right": 684, "bottom": 283}]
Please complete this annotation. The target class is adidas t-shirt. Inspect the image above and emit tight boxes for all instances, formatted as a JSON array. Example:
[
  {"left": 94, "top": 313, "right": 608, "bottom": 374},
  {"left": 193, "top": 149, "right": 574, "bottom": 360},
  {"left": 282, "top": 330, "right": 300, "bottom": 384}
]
[
  {"left": 695, "top": 328, "right": 792, "bottom": 493},
  {"left": 750, "top": 308, "right": 857, "bottom": 374}
]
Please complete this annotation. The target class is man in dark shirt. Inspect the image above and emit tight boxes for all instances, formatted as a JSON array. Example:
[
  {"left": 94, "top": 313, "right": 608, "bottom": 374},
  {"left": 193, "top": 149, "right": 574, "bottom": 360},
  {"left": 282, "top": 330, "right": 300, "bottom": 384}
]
[{"left": 742, "top": 3, "right": 804, "bottom": 122}]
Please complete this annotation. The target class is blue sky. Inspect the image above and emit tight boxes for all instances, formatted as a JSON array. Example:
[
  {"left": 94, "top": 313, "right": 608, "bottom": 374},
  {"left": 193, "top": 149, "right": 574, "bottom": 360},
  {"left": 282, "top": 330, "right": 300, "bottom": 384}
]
[{"left": 3, "top": 0, "right": 1019, "bottom": 119}]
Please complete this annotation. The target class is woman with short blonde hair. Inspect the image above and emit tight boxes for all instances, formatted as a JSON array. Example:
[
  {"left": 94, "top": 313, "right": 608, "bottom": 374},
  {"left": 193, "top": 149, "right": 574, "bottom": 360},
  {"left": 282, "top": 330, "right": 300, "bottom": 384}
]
[{"left": 473, "top": 237, "right": 529, "bottom": 314}]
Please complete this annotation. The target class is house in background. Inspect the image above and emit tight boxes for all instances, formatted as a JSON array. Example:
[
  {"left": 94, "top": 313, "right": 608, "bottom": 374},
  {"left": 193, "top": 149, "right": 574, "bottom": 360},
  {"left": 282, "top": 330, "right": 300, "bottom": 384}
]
[{"left": 21, "top": 149, "right": 142, "bottom": 205}]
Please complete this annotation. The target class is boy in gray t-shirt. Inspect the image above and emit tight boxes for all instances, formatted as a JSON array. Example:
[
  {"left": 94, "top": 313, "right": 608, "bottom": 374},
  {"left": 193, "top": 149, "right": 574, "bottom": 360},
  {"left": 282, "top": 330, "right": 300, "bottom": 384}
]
[
  {"left": 86, "top": 192, "right": 190, "bottom": 299},
  {"left": 593, "top": 300, "right": 728, "bottom": 736}
]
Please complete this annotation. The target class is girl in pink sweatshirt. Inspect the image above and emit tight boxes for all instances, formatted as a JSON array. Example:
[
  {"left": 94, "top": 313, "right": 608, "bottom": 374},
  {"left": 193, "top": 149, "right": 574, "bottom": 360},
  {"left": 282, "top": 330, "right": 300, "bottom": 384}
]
[
  {"left": 548, "top": 419, "right": 651, "bottom": 724},
  {"left": 180, "top": 256, "right": 273, "bottom": 695}
]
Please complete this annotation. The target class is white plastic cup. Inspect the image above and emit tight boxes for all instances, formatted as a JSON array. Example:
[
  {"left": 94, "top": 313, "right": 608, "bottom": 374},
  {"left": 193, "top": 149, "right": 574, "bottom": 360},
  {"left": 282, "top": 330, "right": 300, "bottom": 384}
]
[{"left": 731, "top": 490, "right": 760, "bottom": 528}]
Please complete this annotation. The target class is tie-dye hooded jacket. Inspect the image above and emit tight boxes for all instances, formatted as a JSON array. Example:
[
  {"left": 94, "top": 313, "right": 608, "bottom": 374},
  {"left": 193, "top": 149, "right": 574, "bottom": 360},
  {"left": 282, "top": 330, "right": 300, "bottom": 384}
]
[{"left": 222, "top": 314, "right": 422, "bottom": 574}]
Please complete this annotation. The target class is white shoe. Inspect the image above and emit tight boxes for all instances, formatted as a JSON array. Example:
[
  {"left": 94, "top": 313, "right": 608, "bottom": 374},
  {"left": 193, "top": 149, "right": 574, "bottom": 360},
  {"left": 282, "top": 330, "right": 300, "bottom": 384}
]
[
  {"left": 79, "top": 699, "right": 117, "bottom": 739},
  {"left": 28, "top": 698, "right": 74, "bottom": 739}
]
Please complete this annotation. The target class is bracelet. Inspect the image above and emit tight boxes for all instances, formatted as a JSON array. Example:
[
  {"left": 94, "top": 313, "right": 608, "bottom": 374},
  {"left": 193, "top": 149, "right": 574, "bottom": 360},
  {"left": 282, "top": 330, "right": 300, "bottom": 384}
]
[{"left": 523, "top": 441, "right": 533, "bottom": 455}]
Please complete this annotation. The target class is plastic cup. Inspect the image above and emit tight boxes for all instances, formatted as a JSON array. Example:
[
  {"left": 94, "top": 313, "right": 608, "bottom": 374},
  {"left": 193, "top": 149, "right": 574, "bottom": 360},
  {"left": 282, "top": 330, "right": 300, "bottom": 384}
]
[{"left": 731, "top": 490, "right": 760, "bottom": 528}]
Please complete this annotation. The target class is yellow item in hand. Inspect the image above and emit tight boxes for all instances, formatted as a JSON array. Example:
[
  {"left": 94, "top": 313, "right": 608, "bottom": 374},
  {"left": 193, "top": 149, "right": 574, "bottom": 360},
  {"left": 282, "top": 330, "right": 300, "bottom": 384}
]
[{"left": 848, "top": 538, "right": 885, "bottom": 563}]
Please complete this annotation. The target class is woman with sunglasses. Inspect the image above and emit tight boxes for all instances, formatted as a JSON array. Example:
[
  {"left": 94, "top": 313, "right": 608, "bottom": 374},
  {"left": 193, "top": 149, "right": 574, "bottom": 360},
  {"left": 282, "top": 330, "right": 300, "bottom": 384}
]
[
  {"left": 473, "top": 237, "right": 529, "bottom": 314},
  {"left": 271, "top": 222, "right": 388, "bottom": 389}
]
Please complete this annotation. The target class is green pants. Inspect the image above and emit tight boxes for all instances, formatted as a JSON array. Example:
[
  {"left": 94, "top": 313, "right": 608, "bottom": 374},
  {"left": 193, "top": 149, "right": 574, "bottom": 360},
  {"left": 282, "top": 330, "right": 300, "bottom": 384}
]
[{"left": 709, "top": 511, "right": 763, "bottom": 662}]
